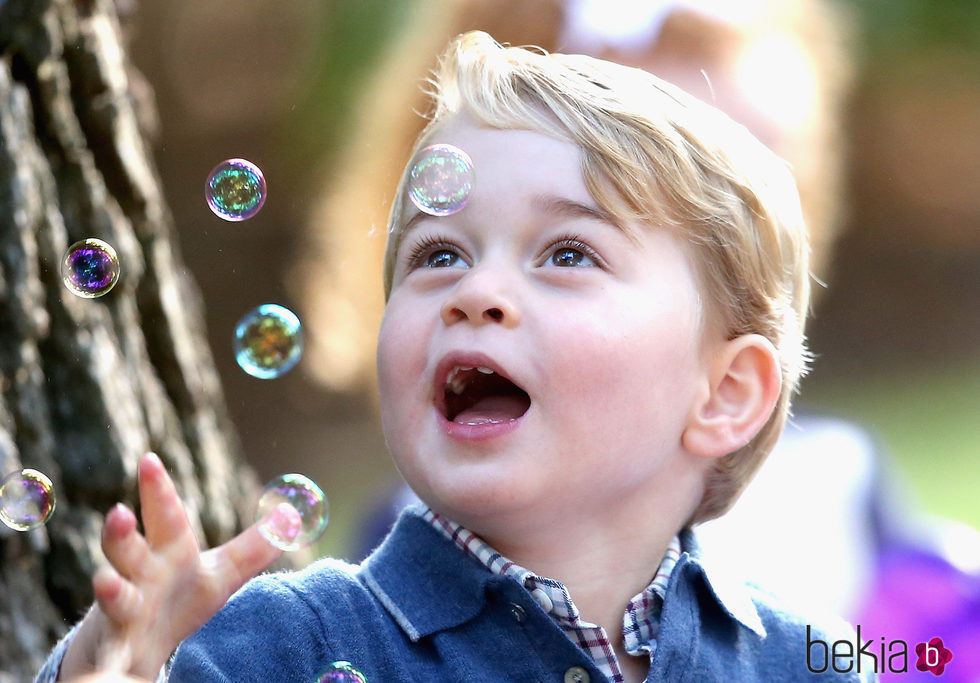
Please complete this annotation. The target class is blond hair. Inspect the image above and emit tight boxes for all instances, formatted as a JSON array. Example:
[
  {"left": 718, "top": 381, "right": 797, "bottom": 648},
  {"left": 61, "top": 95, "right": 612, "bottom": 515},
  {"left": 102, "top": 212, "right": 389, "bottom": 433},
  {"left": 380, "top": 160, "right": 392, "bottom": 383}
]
[{"left": 383, "top": 31, "right": 811, "bottom": 523}]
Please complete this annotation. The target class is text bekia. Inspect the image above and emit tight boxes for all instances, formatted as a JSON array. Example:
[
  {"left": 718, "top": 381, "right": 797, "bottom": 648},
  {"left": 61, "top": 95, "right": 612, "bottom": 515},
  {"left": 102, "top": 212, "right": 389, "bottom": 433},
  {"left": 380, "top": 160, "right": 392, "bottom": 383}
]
[{"left": 806, "top": 625, "right": 910, "bottom": 675}]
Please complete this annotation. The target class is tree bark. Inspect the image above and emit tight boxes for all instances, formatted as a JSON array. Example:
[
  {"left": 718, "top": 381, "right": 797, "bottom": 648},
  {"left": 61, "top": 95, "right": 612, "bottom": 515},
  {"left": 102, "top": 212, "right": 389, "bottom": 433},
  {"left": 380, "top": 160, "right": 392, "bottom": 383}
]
[{"left": 0, "top": 0, "right": 263, "bottom": 677}]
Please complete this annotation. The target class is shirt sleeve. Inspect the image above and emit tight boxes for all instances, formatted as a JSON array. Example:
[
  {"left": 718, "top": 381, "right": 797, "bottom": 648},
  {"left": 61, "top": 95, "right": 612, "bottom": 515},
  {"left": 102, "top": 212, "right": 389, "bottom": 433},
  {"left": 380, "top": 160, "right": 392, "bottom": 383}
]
[
  {"left": 34, "top": 624, "right": 76, "bottom": 683},
  {"left": 36, "top": 574, "right": 331, "bottom": 681},
  {"left": 168, "top": 573, "right": 332, "bottom": 681},
  {"left": 34, "top": 620, "right": 168, "bottom": 683}
]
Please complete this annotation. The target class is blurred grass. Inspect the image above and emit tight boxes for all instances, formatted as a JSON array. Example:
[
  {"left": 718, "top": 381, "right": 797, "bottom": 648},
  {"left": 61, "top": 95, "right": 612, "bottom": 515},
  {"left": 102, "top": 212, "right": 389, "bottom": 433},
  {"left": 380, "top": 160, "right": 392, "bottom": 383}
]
[
  {"left": 849, "top": 0, "right": 980, "bottom": 52},
  {"left": 800, "top": 356, "right": 980, "bottom": 530},
  {"left": 282, "top": 0, "right": 421, "bottom": 176}
]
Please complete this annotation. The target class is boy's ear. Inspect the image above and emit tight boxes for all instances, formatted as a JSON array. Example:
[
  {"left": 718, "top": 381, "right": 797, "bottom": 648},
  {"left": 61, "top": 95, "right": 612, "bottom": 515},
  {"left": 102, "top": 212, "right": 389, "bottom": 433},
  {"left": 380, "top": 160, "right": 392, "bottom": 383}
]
[{"left": 682, "top": 334, "right": 782, "bottom": 460}]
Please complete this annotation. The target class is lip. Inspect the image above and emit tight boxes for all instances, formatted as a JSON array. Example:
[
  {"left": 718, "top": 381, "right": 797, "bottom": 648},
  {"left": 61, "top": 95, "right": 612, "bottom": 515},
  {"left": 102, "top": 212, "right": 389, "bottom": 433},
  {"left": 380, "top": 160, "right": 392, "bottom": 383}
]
[
  {"left": 436, "top": 406, "right": 527, "bottom": 441},
  {"left": 432, "top": 350, "right": 530, "bottom": 441}
]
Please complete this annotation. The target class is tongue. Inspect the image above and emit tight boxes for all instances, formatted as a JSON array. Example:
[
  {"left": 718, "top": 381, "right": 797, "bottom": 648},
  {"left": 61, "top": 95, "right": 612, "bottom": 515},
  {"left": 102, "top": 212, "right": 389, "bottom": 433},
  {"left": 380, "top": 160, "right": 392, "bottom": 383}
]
[{"left": 453, "top": 395, "right": 528, "bottom": 424}]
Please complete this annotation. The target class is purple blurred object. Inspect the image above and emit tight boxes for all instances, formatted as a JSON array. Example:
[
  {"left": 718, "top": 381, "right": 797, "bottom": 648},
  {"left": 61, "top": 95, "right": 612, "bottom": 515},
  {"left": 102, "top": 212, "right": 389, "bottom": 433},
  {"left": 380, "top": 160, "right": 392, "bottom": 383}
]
[{"left": 852, "top": 538, "right": 980, "bottom": 682}]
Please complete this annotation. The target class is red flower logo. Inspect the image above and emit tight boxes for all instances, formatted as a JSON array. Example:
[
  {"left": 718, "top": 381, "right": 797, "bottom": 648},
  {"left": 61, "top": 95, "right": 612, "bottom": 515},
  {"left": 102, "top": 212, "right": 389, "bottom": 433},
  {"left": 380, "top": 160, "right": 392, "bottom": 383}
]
[{"left": 915, "top": 637, "right": 953, "bottom": 676}]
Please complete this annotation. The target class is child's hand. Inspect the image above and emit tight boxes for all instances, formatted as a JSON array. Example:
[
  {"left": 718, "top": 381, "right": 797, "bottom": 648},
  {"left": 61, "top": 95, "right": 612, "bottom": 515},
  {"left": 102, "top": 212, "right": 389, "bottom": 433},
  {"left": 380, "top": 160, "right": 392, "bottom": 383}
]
[{"left": 59, "top": 453, "right": 300, "bottom": 680}]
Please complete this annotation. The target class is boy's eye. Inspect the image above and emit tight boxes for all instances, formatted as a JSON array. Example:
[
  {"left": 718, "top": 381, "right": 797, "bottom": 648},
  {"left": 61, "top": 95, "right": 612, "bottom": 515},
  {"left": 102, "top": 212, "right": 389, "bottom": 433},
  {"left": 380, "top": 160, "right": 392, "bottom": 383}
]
[
  {"left": 404, "top": 235, "right": 465, "bottom": 270},
  {"left": 402, "top": 233, "right": 604, "bottom": 271},
  {"left": 546, "top": 237, "right": 601, "bottom": 268},
  {"left": 424, "top": 249, "right": 461, "bottom": 268},
  {"left": 550, "top": 247, "right": 591, "bottom": 267}
]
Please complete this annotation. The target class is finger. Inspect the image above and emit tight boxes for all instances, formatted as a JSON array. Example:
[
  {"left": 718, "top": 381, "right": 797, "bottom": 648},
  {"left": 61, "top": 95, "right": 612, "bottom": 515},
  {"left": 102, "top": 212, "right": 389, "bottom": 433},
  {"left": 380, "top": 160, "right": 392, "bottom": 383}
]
[
  {"left": 93, "top": 564, "right": 143, "bottom": 625},
  {"left": 95, "top": 637, "right": 134, "bottom": 675},
  {"left": 202, "top": 504, "right": 300, "bottom": 600},
  {"left": 102, "top": 503, "right": 150, "bottom": 581},
  {"left": 73, "top": 673, "right": 151, "bottom": 683},
  {"left": 137, "top": 452, "right": 193, "bottom": 548}
]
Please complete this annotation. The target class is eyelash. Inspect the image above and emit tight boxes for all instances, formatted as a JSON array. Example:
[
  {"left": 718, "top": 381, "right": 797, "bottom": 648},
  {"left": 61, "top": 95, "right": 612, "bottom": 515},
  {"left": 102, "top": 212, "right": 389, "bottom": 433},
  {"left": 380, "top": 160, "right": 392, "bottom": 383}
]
[
  {"left": 551, "top": 233, "right": 605, "bottom": 267},
  {"left": 404, "top": 232, "right": 605, "bottom": 269},
  {"left": 404, "top": 234, "right": 458, "bottom": 269}
]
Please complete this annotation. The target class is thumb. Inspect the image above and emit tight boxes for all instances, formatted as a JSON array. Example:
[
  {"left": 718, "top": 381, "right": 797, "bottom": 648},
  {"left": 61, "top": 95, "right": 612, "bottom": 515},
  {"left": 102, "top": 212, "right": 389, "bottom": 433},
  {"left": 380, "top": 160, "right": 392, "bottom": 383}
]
[
  {"left": 206, "top": 503, "right": 301, "bottom": 600},
  {"left": 259, "top": 502, "right": 304, "bottom": 549},
  {"left": 72, "top": 674, "right": 154, "bottom": 683}
]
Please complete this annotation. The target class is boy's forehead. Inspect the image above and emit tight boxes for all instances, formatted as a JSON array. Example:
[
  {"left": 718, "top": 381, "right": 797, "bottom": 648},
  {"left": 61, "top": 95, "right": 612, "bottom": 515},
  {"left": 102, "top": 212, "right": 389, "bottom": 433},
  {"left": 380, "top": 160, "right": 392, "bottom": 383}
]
[
  {"left": 392, "top": 121, "right": 648, "bottom": 251},
  {"left": 421, "top": 115, "right": 548, "bottom": 154},
  {"left": 390, "top": 117, "right": 660, "bottom": 246},
  {"left": 406, "top": 117, "right": 592, "bottom": 207}
]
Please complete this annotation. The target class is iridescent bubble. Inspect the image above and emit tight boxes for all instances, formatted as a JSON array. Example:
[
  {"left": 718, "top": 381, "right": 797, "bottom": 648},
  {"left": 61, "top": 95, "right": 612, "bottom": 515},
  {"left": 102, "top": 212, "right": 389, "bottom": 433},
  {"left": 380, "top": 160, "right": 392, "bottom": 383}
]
[
  {"left": 61, "top": 238, "right": 120, "bottom": 298},
  {"left": 233, "top": 304, "right": 303, "bottom": 379},
  {"left": 256, "top": 473, "right": 328, "bottom": 551},
  {"left": 0, "top": 469, "right": 56, "bottom": 531},
  {"left": 315, "top": 661, "right": 368, "bottom": 683},
  {"left": 407, "top": 144, "right": 474, "bottom": 216},
  {"left": 206, "top": 158, "right": 267, "bottom": 221}
]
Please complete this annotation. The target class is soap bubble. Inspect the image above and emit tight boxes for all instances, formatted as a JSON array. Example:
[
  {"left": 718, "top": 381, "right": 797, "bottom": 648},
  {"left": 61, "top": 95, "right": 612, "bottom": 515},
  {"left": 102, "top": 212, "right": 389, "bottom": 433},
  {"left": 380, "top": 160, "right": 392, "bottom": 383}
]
[
  {"left": 315, "top": 661, "right": 367, "bottom": 683},
  {"left": 206, "top": 158, "right": 267, "bottom": 221},
  {"left": 407, "top": 144, "right": 474, "bottom": 216},
  {"left": 233, "top": 304, "right": 303, "bottom": 379},
  {"left": 256, "top": 473, "right": 328, "bottom": 551},
  {"left": 61, "top": 238, "right": 120, "bottom": 298},
  {"left": 0, "top": 469, "right": 56, "bottom": 531}
]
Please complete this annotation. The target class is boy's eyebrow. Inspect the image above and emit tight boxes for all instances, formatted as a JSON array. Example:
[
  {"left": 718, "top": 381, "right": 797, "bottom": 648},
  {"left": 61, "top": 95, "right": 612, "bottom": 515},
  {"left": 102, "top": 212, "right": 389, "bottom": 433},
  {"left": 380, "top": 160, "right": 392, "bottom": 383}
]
[
  {"left": 398, "top": 195, "right": 638, "bottom": 245},
  {"left": 400, "top": 210, "right": 430, "bottom": 238},
  {"left": 532, "top": 195, "right": 639, "bottom": 245}
]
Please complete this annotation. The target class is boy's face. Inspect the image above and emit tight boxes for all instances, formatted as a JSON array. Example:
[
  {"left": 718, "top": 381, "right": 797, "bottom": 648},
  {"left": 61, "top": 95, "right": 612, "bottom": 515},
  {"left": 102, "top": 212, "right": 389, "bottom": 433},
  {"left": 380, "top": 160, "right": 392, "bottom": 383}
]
[{"left": 377, "top": 115, "right": 714, "bottom": 531}]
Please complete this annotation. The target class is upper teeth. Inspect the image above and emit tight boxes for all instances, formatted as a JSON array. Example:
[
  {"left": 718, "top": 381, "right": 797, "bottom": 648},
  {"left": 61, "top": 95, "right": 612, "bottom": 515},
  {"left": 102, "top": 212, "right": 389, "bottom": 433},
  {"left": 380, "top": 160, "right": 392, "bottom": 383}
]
[{"left": 446, "top": 365, "right": 495, "bottom": 394}]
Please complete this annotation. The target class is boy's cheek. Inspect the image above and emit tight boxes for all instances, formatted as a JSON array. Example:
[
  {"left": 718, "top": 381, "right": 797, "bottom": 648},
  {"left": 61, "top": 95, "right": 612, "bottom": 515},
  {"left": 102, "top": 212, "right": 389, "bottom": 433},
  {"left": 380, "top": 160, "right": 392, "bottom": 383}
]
[
  {"left": 375, "top": 336, "right": 404, "bottom": 398},
  {"left": 375, "top": 327, "right": 407, "bottom": 410},
  {"left": 376, "top": 324, "right": 426, "bottom": 411}
]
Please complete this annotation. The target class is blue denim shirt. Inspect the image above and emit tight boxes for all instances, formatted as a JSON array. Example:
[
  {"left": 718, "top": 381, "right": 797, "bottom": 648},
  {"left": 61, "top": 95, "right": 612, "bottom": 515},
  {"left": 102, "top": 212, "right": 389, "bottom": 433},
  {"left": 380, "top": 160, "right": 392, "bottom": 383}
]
[
  {"left": 160, "top": 505, "right": 872, "bottom": 681},
  {"left": 38, "top": 504, "right": 874, "bottom": 682}
]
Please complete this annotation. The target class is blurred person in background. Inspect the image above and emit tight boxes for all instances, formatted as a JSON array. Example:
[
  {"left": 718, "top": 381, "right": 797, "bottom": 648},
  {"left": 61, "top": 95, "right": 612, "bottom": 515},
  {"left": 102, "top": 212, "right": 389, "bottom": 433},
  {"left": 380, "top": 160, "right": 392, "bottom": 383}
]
[{"left": 295, "top": 1, "right": 979, "bottom": 679}]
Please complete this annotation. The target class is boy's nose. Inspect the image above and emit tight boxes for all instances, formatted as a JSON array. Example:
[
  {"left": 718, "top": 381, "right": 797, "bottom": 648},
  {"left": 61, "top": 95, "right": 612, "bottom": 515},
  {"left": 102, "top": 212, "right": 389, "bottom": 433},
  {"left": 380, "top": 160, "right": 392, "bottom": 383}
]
[{"left": 439, "top": 269, "right": 521, "bottom": 328}]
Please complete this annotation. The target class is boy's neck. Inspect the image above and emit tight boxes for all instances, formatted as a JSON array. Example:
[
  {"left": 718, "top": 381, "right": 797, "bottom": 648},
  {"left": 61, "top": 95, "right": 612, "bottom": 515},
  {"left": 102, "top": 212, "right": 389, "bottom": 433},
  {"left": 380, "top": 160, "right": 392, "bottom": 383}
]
[
  {"left": 488, "top": 514, "right": 679, "bottom": 613},
  {"left": 467, "top": 475, "right": 696, "bottom": 632},
  {"left": 475, "top": 506, "right": 686, "bottom": 683}
]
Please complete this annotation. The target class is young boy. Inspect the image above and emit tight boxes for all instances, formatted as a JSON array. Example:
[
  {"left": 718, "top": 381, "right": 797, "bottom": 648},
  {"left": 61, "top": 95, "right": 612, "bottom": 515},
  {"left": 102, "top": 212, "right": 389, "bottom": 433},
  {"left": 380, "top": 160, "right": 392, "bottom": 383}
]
[{"left": 42, "top": 31, "right": 869, "bottom": 682}]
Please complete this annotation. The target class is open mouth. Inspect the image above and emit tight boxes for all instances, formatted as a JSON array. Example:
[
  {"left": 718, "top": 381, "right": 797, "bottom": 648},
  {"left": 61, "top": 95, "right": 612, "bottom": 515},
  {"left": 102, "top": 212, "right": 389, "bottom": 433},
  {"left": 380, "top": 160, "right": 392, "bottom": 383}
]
[{"left": 442, "top": 366, "right": 531, "bottom": 424}]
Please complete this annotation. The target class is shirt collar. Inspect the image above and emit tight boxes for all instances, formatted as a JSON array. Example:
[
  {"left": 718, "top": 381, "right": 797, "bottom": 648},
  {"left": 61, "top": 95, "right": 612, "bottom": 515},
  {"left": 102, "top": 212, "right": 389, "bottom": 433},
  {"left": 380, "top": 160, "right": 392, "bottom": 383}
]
[
  {"left": 360, "top": 504, "right": 497, "bottom": 641},
  {"left": 361, "top": 505, "right": 766, "bottom": 642},
  {"left": 677, "top": 527, "right": 768, "bottom": 638}
]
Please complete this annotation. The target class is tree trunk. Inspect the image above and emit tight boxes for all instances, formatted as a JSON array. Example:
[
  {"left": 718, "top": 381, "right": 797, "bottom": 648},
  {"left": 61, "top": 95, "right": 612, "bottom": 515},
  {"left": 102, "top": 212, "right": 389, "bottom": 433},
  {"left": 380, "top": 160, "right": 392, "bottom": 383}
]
[{"left": 0, "top": 0, "right": 263, "bottom": 677}]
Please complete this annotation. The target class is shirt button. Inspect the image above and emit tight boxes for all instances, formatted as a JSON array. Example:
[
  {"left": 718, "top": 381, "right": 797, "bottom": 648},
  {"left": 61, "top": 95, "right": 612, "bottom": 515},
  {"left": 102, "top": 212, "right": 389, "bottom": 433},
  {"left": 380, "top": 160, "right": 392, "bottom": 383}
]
[
  {"left": 509, "top": 602, "right": 527, "bottom": 623},
  {"left": 564, "top": 666, "right": 590, "bottom": 683},
  {"left": 531, "top": 588, "right": 554, "bottom": 613}
]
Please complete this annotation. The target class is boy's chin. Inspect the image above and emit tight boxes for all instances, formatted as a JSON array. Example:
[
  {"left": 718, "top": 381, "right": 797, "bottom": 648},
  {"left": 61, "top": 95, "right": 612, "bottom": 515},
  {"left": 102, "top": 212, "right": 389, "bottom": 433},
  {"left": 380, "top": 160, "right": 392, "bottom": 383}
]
[{"left": 420, "top": 481, "right": 548, "bottom": 528}]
